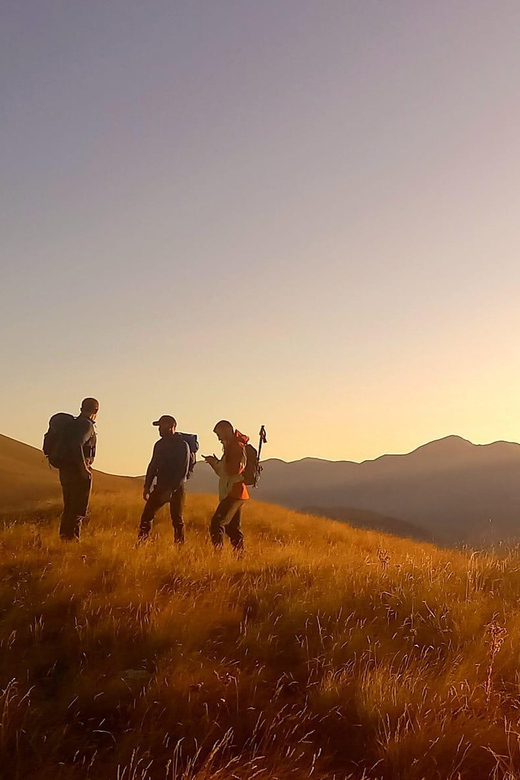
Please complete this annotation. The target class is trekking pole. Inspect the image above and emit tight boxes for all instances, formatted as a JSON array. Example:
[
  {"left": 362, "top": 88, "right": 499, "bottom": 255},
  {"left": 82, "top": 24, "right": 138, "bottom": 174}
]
[
  {"left": 258, "top": 425, "right": 267, "bottom": 459},
  {"left": 254, "top": 425, "right": 267, "bottom": 487}
]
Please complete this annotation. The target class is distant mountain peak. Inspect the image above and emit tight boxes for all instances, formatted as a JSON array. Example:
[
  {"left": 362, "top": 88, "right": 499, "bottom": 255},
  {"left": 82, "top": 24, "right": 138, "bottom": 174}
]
[{"left": 412, "top": 435, "right": 473, "bottom": 454}]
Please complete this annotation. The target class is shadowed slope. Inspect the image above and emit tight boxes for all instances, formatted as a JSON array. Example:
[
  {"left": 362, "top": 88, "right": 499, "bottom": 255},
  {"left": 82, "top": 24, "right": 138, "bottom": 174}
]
[{"left": 304, "top": 505, "right": 434, "bottom": 542}]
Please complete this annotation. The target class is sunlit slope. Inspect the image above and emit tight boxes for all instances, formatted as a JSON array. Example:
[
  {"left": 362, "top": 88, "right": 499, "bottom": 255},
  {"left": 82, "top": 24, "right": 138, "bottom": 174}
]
[
  {"left": 0, "top": 433, "right": 139, "bottom": 508},
  {"left": 1, "top": 494, "right": 518, "bottom": 780}
]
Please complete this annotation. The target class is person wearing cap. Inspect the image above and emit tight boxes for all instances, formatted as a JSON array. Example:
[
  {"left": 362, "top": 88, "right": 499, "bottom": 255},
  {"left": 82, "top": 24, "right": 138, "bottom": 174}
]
[
  {"left": 59, "top": 397, "right": 99, "bottom": 541},
  {"left": 138, "top": 415, "right": 190, "bottom": 544},
  {"left": 203, "top": 420, "right": 250, "bottom": 551}
]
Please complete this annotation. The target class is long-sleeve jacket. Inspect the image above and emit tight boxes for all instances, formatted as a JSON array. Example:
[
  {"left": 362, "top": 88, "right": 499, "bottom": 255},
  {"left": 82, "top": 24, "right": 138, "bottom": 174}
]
[
  {"left": 210, "top": 431, "right": 250, "bottom": 501},
  {"left": 144, "top": 433, "right": 190, "bottom": 493}
]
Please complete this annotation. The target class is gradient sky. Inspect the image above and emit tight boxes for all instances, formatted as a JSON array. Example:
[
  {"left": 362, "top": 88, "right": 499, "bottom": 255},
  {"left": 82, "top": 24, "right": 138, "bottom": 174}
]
[{"left": 2, "top": 1, "right": 520, "bottom": 475}]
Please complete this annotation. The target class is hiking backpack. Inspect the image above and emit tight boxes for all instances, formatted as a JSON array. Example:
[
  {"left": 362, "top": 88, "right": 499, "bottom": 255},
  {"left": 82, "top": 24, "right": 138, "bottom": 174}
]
[
  {"left": 242, "top": 426, "right": 267, "bottom": 487},
  {"left": 42, "top": 413, "right": 76, "bottom": 468},
  {"left": 242, "top": 443, "right": 261, "bottom": 487},
  {"left": 179, "top": 432, "right": 199, "bottom": 479}
]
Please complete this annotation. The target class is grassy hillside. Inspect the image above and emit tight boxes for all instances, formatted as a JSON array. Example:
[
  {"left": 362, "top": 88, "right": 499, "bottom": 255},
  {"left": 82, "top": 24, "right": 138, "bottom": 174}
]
[
  {"left": 1, "top": 494, "right": 519, "bottom": 779},
  {"left": 0, "top": 433, "right": 140, "bottom": 510}
]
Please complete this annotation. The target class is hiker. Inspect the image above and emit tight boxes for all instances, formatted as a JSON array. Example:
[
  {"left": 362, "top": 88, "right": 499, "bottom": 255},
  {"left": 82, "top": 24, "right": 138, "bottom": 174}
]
[
  {"left": 43, "top": 397, "right": 99, "bottom": 541},
  {"left": 138, "top": 415, "right": 190, "bottom": 544},
  {"left": 204, "top": 421, "right": 250, "bottom": 551}
]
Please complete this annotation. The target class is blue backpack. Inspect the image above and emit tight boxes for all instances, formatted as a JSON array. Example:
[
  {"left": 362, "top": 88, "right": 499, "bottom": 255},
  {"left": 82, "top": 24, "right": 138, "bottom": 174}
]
[{"left": 179, "top": 433, "right": 199, "bottom": 479}]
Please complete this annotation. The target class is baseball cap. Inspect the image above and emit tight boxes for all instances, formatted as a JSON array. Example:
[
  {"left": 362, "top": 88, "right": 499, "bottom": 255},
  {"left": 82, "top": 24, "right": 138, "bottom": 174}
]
[{"left": 152, "top": 415, "right": 177, "bottom": 427}]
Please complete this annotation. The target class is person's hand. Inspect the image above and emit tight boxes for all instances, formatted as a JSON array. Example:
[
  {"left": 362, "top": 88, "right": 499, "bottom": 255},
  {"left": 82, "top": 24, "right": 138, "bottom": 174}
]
[
  {"left": 143, "top": 489, "right": 150, "bottom": 501},
  {"left": 203, "top": 455, "right": 217, "bottom": 466}
]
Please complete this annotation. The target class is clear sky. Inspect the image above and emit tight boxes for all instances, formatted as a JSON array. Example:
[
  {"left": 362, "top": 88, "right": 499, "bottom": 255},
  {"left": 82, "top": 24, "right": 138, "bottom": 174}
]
[{"left": 2, "top": 1, "right": 520, "bottom": 475}]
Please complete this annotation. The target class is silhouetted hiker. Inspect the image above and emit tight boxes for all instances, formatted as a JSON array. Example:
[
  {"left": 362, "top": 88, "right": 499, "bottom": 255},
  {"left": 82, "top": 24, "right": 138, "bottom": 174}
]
[
  {"left": 138, "top": 415, "right": 190, "bottom": 544},
  {"left": 43, "top": 397, "right": 99, "bottom": 541},
  {"left": 204, "top": 421, "right": 250, "bottom": 551}
]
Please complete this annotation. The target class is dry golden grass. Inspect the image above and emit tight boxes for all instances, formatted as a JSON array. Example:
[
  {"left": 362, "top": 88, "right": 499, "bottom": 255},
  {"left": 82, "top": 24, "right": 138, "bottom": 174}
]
[{"left": 2, "top": 494, "right": 520, "bottom": 779}]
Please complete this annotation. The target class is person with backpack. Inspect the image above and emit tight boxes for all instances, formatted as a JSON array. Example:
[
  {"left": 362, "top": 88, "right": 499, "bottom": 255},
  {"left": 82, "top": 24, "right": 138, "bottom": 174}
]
[
  {"left": 138, "top": 415, "right": 192, "bottom": 544},
  {"left": 203, "top": 420, "right": 251, "bottom": 552},
  {"left": 43, "top": 397, "right": 99, "bottom": 541}
]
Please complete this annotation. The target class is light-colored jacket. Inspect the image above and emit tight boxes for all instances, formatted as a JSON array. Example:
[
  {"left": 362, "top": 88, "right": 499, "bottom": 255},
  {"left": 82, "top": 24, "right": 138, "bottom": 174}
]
[
  {"left": 212, "top": 459, "right": 244, "bottom": 500},
  {"left": 210, "top": 431, "right": 250, "bottom": 501}
]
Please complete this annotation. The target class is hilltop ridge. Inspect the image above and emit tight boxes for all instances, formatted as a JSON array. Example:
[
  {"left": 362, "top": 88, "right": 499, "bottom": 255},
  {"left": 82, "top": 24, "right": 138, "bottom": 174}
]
[{"left": 0, "top": 432, "right": 139, "bottom": 510}]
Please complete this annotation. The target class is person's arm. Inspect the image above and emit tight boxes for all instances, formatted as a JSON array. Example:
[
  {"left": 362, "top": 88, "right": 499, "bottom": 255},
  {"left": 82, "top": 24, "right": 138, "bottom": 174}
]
[
  {"left": 89, "top": 435, "right": 97, "bottom": 465},
  {"left": 203, "top": 454, "right": 223, "bottom": 475},
  {"left": 70, "top": 418, "right": 94, "bottom": 478},
  {"left": 144, "top": 442, "right": 160, "bottom": 495},
  {"left": 169, "top": 439, "right": 190, "bottom": 492}
]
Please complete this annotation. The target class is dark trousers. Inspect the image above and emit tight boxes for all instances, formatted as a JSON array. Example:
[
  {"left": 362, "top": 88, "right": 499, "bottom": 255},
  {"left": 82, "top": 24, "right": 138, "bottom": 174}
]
[
  {"left": 210, "top": 497, "right": 245, "bottom": 550},
  {"left": 59, "top": 469, "right": 92, "bottom": 540},
  {"left": 139, "top": 484, "right": 185, "bottom": 542}
]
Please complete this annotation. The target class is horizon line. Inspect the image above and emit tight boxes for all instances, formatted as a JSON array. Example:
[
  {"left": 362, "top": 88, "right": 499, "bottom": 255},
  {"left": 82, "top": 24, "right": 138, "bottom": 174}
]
[{"left": 3, "top": 431, "right": 520, "bottom": 480}]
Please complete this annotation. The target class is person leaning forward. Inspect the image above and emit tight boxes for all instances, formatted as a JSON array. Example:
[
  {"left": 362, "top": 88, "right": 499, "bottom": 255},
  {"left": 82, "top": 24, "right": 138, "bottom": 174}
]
[
  {"left": 204, "top": 420, "right": 250, "bottom": 551},
  {"left": 138, "top": 415, "right": 190, "bottom": 544},
  {"left": 59, "top": 397, "right": 99, "bottom": 541}
]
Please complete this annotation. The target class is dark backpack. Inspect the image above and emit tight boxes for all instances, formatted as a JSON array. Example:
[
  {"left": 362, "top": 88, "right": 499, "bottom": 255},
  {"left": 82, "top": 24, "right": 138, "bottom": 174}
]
[
  {"left": 179, "top": 433, "right": 199, "bottom": 479},
  {"left": 242, "top": 442, "right": 261, "bottom": 487},
  {"left": 42, "top": 413, "right": 76, "bottom": 468}
]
